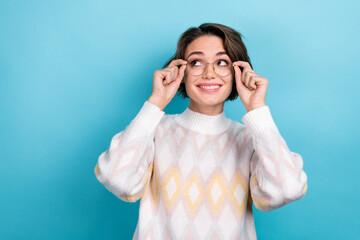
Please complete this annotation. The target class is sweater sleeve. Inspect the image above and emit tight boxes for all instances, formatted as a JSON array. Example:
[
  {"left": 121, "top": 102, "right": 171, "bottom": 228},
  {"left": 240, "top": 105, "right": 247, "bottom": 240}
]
[
  {"left": 94, "top": 101, "right": 165, "bottom": 202},
  {"left": 242, "top": 106, "right": 308, "bottom": 212}
]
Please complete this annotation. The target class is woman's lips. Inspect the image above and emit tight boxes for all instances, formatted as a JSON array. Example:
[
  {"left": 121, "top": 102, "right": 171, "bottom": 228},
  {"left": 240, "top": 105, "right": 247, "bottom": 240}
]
[{"left": 196, "top": 84, "right": 222, "bottom": 93}]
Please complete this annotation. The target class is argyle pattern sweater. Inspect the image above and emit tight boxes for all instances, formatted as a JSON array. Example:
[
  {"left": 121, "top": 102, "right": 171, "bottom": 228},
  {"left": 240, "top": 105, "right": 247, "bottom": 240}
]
[{"left": 94, "top": 101, "right": 308, "bottom": 240}]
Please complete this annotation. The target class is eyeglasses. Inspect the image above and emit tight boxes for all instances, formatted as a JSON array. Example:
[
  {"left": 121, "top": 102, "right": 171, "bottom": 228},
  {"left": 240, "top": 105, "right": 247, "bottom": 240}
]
[{"left": 185, "top": 58, "right": 233, "bottom": 77}]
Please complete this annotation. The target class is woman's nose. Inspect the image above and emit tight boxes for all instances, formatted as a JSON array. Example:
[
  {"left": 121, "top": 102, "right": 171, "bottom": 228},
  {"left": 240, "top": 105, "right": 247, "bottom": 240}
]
[{"left": 203, "top": 63, "right": 216, "bottom": 78}]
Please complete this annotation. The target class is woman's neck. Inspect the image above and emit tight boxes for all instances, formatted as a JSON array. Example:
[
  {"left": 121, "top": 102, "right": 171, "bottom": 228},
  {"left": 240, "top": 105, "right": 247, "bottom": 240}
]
[
  {"left": 175, "top": 105, "right": 231, "bottom": 135},
  {"left": 188, "top": 101, "right": 225, "bottom": 116}
]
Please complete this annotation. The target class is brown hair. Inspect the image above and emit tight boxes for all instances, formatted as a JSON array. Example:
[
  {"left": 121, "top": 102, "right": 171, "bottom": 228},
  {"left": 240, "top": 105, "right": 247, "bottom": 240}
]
[{"left": 163, "top": 22, "right": 253, "bottom": 101}]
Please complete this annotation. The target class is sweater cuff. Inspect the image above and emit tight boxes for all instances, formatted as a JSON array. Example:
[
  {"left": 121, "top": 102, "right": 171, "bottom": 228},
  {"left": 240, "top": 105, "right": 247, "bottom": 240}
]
[
  {"left": 241, "top": 105, "right": 279, "bottom": 138},
  {"left": 133, "top": 101, "right": 165, "bottom": 133}
]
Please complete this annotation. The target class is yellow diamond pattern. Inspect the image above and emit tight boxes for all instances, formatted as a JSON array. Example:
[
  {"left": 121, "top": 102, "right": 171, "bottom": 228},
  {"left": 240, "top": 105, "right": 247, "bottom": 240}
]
[
  {"left": 161, "top": 168, "right": 181, "bottom": 211},
  {"left": 206, "top": 172, "right": 226, "bottom": 214},
  {"left": 94, "top": 164, "right": 100, "bottom": 175},
  {"left": 185, "top": 171, "right": 203, "bottom": 214},
  {"left": 303, "top": 184, "right": 308, "bottom": 195},
  {"left": 229, "top": 173, "right": 248, "bottom": 214}
]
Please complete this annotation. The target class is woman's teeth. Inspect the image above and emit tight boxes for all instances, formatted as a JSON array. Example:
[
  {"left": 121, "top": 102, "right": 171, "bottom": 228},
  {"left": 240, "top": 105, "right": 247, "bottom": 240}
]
[{"left": 198, "top": 85, "right": 220, "bottom": 89}]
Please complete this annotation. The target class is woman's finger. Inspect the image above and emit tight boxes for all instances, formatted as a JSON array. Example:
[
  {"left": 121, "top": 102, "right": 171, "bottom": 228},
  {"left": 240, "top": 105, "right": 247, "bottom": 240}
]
[
  {"left": 242, "top": 68, "right": 249, "bottom": 86},
  {"left": 177, "top": 64, "right": 187, "bottom": 83},
  {"left": 172, "top": 66, "right": 179, "bottom": 81},
  {"left": 160, "top": 60, "right": 187, "bottom": 86},
  {"left": 168, "top": 59, "right": 187, "bottom": 68},
  {"left": 168, "top": 60, "right": 186, "bottom": 81},
  {"left": 162, "top": 70, "right": 173, "bottom": 85},
  {"left": 249, "top": 76, "right": 257, "bottom": 89},
  {"left": 247, "top": 72, "right": 258, "bottom": 88},
  {"left": 233, "top": 64, "right": 245, "bottom": 89},
  {"left": 247, "top": 76, "right": 257, "bottom": 90},
  {"left": 165, "top": 67, "right": 176, "bottom": 82},
  {"left": 233, "top": 61, "right": 252, "bottom": 70},
  {"left": 243, "top": 69, "right": 254, "bottom": 88}
]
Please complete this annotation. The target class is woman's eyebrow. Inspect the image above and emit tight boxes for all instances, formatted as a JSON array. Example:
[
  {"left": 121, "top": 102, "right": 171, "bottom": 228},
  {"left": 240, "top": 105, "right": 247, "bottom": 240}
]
[{"left": 187, "top": 51, "right": 228, "bottom": 59}]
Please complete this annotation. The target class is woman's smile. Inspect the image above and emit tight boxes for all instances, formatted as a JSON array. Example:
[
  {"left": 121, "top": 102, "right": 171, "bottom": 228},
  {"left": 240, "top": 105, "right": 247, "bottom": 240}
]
[{"left": 196, "top": 83, "right": 223, "bottom": 93}]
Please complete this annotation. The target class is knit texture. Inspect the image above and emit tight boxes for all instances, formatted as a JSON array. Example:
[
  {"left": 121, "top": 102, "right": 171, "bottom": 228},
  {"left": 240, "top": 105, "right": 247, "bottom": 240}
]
[{"left": 95, "top": 101, "right": 308, "bottom": 240}]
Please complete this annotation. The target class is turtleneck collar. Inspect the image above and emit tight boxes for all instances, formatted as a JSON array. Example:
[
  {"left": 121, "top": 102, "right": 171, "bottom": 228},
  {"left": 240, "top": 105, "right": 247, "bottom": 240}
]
[{"left": 174, "top": 107, "right": 232, "bottom": 135}]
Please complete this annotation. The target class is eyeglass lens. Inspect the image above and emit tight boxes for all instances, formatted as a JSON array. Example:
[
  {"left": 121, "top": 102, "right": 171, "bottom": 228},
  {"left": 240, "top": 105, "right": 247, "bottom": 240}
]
[{"left": 186, "top": 59, "right": 232, "bottom": 77}]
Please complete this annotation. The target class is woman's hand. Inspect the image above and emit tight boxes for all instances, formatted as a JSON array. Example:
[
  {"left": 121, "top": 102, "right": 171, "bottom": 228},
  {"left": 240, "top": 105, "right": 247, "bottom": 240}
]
[
  {"left": 233, "top": 61, "right": 268, "bottom": 112},
  {"left": 148, "top": 59, "right": 187, "bottom": 110}
]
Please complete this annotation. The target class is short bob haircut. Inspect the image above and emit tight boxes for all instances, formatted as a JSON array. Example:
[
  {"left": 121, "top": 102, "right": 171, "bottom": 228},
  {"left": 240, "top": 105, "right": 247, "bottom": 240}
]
[{"left": 163, "top": 23, "right": 253, "bottom": 101}]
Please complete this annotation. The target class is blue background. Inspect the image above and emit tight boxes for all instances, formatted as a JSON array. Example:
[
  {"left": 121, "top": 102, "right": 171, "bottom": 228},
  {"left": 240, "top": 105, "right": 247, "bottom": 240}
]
[{"left": 1, "top": 0, "right": 359, "bottom": 239}]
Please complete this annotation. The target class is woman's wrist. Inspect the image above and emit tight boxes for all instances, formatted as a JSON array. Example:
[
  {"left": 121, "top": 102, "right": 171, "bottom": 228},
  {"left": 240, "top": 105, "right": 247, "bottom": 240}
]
[
  {"left": 245, "top": 103, "right": 266, "bottom": 112},
  {"left": 148, "top": 95, "right": 167, "bottom": 111}
]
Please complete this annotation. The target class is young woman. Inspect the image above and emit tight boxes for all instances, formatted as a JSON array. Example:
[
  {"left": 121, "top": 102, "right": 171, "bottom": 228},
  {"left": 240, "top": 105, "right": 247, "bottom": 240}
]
[{"left": 94, "top": 23, "right": 308, "bottom": 239}]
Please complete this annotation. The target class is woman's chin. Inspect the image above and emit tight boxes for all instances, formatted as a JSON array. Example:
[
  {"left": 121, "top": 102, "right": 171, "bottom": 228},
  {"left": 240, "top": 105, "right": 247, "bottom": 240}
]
[
  {"left": 197, "top": 94, "right": 228, "bottom": 106},
  {"left": 187, "top": 88, "right": 231, "bottom": 108}
]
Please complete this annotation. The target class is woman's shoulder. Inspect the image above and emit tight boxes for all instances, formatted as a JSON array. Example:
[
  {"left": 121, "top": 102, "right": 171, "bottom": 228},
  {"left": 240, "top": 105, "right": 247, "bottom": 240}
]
[
  {"left": 225, "top": 118, "right": 253, "bottom": 141},
  {"left": 157, "top": 113, "right": 178, "bottom": 129},
  {"left": 162, "top": 112, "right": 178, "bottom": 122}
]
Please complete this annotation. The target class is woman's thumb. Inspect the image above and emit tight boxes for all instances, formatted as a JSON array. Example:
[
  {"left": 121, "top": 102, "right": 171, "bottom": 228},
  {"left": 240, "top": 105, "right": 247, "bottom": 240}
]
[
  {"left": 234, "top": 65, "right": 245, "bottom": 89},
  {"left": 177, "top": 64, "right": 186, "bottom": 82}
]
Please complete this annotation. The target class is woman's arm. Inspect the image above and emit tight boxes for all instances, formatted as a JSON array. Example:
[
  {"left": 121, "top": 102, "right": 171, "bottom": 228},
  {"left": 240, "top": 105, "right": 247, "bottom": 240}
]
[
  {"left": 94, "top": 101, "right": 164, "bottom": 202},
  {"left": 242, "top": 106, "right": 308, "bottom": 212}
]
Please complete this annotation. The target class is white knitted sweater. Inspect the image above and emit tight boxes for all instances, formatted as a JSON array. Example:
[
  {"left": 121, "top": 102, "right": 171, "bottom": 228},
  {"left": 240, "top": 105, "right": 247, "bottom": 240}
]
[{"left": 95, "top": 101, "right": 308, "bottom": 239}]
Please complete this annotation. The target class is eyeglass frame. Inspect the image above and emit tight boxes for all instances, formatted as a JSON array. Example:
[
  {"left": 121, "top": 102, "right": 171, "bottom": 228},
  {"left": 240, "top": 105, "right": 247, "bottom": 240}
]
[{"left": 184, "top": 58, "right": 235, "bottom": 77}]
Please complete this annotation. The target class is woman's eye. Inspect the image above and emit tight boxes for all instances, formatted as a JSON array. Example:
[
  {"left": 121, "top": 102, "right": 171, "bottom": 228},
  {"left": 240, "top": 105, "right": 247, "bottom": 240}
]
[
  {"left": 190, "top": 60, "right": 203, "bottom": 66},
  {"left": 217, "top": 60, "right": 229, "bottom": 66}
]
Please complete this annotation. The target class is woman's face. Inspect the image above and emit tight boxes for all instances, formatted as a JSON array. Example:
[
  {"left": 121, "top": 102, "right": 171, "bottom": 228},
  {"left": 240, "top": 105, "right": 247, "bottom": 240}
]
[{"left": 183, "top": 35, "right": 233, "bottom": 114}]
